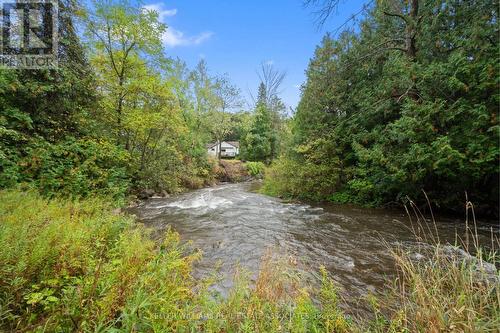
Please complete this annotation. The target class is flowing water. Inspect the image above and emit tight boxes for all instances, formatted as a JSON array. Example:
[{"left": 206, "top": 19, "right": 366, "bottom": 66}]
[{"left": 130, "top": 181, "right": 497, "bottom": 314}]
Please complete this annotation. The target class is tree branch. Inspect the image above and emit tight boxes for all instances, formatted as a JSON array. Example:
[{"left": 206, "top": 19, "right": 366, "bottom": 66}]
[{"left": 383, "top": 11, "right": 408, "bottom": 24}]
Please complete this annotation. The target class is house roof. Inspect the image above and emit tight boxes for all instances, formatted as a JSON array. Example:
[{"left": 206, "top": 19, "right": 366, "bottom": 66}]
[{"left": 206, "top": 141, "right": 240, "bottom": 149}]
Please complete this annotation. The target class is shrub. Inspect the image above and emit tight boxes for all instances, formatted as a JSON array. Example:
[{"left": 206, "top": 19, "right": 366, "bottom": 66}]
[
  {"left": 135, "top": 149, "right": 217, "bottom": 194},
  {"left": 245, "top": 161, "right": 265, "bottom": 177},
  {"left": 262, "top": 157, "right": 340, "bottom": 201},
  {"left": 17, "top": 137, "right": 131, "bottom": 200},
  {"left": 0, "top": 190, "right": 199, "bottom": 332}
]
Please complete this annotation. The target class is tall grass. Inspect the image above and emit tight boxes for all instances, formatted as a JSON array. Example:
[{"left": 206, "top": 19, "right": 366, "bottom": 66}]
[
  {"left": 0, "top": 189, "right": 203, "bottom": 332},
  {"left": 362, "top": 196, "right": 500, "bottom": 333}
]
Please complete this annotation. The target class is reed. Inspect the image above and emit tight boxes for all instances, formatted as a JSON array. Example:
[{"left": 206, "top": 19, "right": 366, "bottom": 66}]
[{"left": 362, "top": 194, "right": 500, "bottom": 332}]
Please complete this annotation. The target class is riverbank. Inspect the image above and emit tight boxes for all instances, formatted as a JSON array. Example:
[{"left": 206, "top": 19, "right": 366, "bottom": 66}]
[
  {"left": 0, "top": 189, "right": 349, "bottom": 332},
  {"left": 261, "top": 157, "right": 500, "bottom": 219},
  {"left": 2, "top": 186, "right": 497, "bottom": 332},
  {"left": 133, "top": 159, "right": 264, "bottom": 201}
]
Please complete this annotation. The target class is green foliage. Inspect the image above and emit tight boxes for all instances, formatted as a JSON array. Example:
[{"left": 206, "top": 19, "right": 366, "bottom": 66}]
[
  {"left": 241, "top": 84, "right": 274, "bottom": 162},
  {"left": 0, "top": 0, "right": 112, "bottom": 198},
  {"left": 242, "top": 106, "right": 272, "bottom": 162},
  {"left": 241, "top": 76, "right": 289, "bottom": 164},
  {"left": 263, "top": 156, "right": 340, "bottom": 201},
  {"left": 245, "top": 161, "right": 265, "bottom": 177},
  {"left": 0, "top": 189, "right": 200, "bottom": 331},
  {"left": 86, "top": 1, "right": 211, "bottom": 193},
  {"left": 265, "top": 0, "right": 499, "bottom": 214},
  {"left": 1, "top": 0, "right": 220, "bottom": 198},
  {"left": 23, "top": 138, "right": 131, "bottom": 199}
]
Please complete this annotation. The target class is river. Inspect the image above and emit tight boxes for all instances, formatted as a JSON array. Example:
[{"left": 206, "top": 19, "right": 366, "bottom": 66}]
[{"left": 130, "top": 181, "right": 497, "bottom": 315}]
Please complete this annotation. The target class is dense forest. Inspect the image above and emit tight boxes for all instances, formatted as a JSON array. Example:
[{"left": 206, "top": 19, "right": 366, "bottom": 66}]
[
  {"left": 263, "top": 0, "right": 499, "bottom": 216},
  {"left": 0, "top": 0, "right": 282, "bottom": 200}
]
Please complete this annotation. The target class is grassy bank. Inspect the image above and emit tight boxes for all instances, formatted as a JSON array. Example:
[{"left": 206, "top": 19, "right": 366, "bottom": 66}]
[
  {"left": 0, "top": 189, "right": 498, "bottom": 332},
  {"left": 0, "top": 189, "right": 349, "bottom": 332}
]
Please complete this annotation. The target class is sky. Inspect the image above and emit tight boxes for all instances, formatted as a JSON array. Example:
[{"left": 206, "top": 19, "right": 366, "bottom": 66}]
[{"left": 142, "top": 0, "right": 367, "bottom": 110}]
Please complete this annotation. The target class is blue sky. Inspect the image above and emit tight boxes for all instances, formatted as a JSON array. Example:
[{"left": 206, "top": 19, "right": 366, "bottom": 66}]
[{"left": 143, "top": 0, "right": 367, "bottom": 109}]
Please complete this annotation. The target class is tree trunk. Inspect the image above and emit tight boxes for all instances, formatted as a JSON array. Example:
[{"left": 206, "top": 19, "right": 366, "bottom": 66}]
[
  {"left": 406, "top": 0, "right": 419, "bottom": 61},
  {"left": 406, "top": 0, "right": 420, "bottom": 101},
  {"left": 117, "top": 74, "right": 125, "bottom": 146},
  {"left": 140, "top": 129, "right": 153, "bottom": 171}
]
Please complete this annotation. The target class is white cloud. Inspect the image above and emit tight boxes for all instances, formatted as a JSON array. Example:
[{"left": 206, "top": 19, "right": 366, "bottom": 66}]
[
  {"left": 143, "top": 4, "right": 177, "bottom": 21},
  {"left": 143, "top": 2, "right": 213, "bottom": 48},
  {"left": 162, "top": 29, "right": 213, "bottom": 47}
]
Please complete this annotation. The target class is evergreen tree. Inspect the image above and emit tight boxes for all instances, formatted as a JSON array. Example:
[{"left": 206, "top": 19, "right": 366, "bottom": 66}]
[
  {"left": 266, "top": 0, "right": 499, "bottom": 216},
  {"left": 242, "top": 83, "right": 273, "bottom": 162}
]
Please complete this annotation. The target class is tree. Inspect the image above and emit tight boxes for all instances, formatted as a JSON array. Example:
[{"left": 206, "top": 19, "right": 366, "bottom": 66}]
[
  {"left": 210, "top": 75, "right": 242, "bottom": 159},
  {"left": 267, "top": 0, "right": 499, "bottom": 215},
  {"left": 242, "top": 83, "right": 274, "bottom": 162},
  {"left": 85, "top": 0, "right": 166, "bottom": 147},
  {"left": 188, "top": 61, "right": 243, "bottom": 159},
  {"left": 0, "top": 0, "right": 101, "bottom": 190},
  {"left": 214, "top": 75, "right": 243, "bottom": 113},
  {"left": 256, "top": 63, "right": 286, "bottom": 107},
  {"left": 84, "top": 1, "right": 216, "bottom": 193},
  {"left": 242, "top": 64, "right": 288, "bottom": 162},
  {"left": 206, "top": 111, "right": 233, "bottom": 159}
]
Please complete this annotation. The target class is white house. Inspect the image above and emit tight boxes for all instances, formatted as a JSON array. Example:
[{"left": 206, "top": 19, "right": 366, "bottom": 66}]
[{"left": 207, "top": 141, "right": 240, "bottom": 157}]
